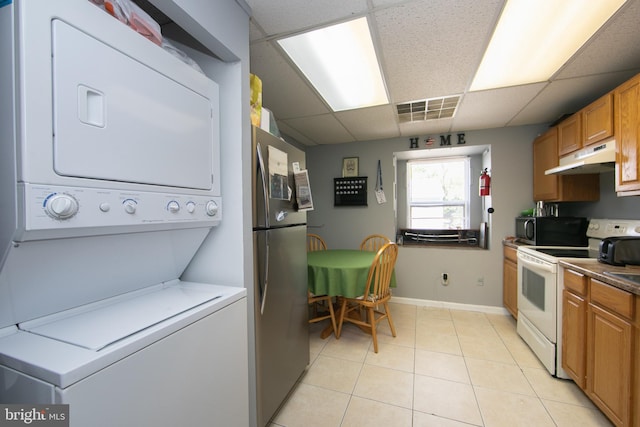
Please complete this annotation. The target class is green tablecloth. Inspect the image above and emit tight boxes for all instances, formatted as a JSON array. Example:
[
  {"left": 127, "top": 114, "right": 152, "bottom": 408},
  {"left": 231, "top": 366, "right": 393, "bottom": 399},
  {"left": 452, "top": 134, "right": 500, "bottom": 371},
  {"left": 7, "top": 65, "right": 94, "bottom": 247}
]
[{"left": 307, "top": 249, "right": 396, "bottom": 299}]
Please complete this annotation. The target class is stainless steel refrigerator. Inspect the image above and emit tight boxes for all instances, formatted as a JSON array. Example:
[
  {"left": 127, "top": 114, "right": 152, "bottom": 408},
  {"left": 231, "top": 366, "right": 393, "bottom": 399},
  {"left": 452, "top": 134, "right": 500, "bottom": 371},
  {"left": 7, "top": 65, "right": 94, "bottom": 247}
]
[{"left": 251, "top": 126, "right": 309, "bottom": 427}]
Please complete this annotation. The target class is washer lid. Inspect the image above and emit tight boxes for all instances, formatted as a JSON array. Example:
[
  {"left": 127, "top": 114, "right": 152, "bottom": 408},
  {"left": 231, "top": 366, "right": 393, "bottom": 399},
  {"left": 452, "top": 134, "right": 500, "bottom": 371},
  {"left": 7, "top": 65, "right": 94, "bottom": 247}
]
[{"left": 19, "top": 283, "right": 222, "bottom": 351}]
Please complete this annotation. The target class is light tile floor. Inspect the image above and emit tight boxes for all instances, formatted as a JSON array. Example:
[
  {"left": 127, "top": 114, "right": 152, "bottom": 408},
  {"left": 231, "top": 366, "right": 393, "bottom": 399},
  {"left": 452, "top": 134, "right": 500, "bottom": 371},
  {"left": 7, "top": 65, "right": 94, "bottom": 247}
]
[{"left": 269, "top": 302, "right": 613, "bottom": 427}]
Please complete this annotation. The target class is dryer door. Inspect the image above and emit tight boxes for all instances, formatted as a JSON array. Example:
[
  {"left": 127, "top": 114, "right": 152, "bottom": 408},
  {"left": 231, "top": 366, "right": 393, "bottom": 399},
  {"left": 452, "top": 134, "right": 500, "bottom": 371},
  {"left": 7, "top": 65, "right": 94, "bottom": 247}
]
[{"left": 51, "top": 19, "right": 215, "bottom": 190}]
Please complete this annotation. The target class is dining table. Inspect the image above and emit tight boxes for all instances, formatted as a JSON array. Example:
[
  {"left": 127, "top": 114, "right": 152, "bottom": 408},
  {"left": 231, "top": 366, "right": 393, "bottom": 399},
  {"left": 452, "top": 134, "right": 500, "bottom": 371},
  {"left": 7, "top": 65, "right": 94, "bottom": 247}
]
[{"left": 307, "top": 249, "right": 396, "bottom": 338}]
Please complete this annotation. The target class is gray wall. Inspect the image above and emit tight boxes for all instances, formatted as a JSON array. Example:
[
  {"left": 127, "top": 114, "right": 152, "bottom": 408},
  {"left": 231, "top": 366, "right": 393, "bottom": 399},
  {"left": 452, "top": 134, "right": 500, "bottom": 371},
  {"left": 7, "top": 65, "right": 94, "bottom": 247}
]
[
  {"left": 305, "top": 125, "right": 547, "bottom": 308},
  {"left": 560, "top": 170, "right": 640, "bottom": 219}
]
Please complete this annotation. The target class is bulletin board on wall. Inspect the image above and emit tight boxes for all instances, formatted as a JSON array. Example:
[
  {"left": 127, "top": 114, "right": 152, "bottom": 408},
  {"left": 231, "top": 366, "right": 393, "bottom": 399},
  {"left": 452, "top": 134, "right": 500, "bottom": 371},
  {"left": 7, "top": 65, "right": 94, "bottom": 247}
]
[{"left": 334, "top": 177, "right": 367, "bottom": 206}]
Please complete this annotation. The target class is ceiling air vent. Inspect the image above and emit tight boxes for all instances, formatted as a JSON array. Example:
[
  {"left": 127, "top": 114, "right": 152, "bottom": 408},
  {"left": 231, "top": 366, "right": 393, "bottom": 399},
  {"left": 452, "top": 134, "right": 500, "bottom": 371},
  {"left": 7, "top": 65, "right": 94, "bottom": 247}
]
[{"left": 396, "top": 95, "right": 460, "bottom": 123}]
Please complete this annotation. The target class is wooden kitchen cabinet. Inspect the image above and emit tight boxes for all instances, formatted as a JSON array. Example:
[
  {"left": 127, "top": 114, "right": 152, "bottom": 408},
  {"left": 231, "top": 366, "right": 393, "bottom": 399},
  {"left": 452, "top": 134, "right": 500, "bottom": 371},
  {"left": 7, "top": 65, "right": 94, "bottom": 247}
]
[
  {"left": 614, "top": 73, "right": 640, "bottom": 195},
  {"left": 561, "top": 271, "right": 638, "bottom": 427},
  {"left": 533, "top": 128, "right": 560, "bottom": 200},
  {"left": 587, "top": 302, "right": 632, "bottom": 427},
  {"left": 532, "top": 127, "right": 600, "bottom": 202},
  {"left": 503, "top": 245, "right": 517, "bottom": 319},
  {"left": 557, "top": 92, "right": 613, "bottom": 156},
  {"left": 558, "top": 112, "right": 582, "bottom": 156},
  {"left": 583, "top": 92, "right": 614, "bottom": 147},
  {"left": 562, "top": 269, "right": 588, "bottom": 388}
]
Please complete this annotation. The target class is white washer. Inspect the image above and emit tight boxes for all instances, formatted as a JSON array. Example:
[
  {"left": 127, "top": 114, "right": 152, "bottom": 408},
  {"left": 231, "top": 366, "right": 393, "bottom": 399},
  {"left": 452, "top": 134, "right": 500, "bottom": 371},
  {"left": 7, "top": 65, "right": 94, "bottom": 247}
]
[{"left": 0, "top": 283, "right": 248, "bottom": 426}]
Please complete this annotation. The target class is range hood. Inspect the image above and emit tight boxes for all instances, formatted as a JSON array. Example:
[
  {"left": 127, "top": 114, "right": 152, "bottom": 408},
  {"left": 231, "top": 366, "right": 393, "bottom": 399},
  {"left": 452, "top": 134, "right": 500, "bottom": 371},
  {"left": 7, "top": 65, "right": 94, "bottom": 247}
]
[{"left": 545, "top": 140, "right": 616, "bottom": 175}]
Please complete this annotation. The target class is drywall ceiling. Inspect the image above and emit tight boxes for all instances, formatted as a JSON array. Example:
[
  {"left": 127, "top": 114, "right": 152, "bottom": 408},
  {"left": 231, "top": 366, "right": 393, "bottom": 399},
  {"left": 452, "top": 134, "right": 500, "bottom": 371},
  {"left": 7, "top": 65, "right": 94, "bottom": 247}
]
[{"left": 247, "top": 0, "right": 640, "bottom": 145}]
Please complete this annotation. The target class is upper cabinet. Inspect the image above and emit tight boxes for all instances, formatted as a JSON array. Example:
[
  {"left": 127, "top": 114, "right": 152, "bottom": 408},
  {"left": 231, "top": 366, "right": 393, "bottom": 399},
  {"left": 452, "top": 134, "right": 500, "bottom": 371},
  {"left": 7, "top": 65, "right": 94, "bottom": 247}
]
[
  {"left": 533, "top": 127, "right": 600, "bottom": 202},
  {"left": 558, "top": 113, "right": 582, "bottom": 156},
  {"left": 583, "top": 93, "right": 614, "bottom": 147},
  {"left": 614, "top": 74, "right": 640, "bottom": 196},
  {"left": 534, "top": 128, "right": 560, "bottom": 200},
  {"left": 558, "top": 93, "right": 614, "bottom": 157},
  {"left": 534, "top": 72, "right": 640, "bottom": 200}
]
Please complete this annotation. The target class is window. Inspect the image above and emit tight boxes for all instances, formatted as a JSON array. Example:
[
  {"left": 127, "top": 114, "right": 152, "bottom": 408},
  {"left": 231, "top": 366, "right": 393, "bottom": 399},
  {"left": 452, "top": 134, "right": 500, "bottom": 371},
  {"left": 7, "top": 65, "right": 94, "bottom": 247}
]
[
  {"left": 407, "top": 157, "right": 470, "bottom": 229},
  {"left": 394, "top": 144, "right": 490, "bottom": 248}
]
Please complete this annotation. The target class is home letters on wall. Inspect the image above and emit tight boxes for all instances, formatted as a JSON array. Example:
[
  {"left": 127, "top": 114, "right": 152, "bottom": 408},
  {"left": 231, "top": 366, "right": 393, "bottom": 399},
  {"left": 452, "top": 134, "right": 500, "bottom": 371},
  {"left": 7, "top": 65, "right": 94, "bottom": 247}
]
[{"left": 409, "top": 133, "right": 466, "bottom": 149}]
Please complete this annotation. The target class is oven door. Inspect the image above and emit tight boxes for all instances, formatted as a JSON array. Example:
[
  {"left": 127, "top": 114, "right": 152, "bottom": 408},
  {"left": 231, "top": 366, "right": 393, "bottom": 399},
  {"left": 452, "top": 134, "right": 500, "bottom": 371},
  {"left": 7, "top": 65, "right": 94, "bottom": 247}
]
[{"left": 517, "top": 251, "right": 557, "bottom": 342}]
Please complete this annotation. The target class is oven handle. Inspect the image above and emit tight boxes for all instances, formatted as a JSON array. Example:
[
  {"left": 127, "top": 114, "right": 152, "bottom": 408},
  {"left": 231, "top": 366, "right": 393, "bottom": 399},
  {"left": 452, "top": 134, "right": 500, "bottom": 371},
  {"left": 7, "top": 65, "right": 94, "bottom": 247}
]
[{"left": 517, "top": 252, "right": 555, "bottom": 274}]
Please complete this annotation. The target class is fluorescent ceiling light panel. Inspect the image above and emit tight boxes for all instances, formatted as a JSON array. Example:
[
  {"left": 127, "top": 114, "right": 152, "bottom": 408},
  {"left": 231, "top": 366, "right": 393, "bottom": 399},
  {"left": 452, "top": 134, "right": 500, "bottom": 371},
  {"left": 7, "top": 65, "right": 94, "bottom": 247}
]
[
  {"left": 470, "top": 0, "right": 627, "bottom": 91},
  {"left": 278, "top": 17, "right": 388, "bottom": 111}
]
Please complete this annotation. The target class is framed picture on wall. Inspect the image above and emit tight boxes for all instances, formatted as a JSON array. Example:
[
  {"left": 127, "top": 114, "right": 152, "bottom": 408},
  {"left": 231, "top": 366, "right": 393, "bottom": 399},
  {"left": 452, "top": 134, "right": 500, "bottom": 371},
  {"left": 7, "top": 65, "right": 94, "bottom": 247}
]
[{"left": 342, "top": 157, "right": 359, "bottom": 177}]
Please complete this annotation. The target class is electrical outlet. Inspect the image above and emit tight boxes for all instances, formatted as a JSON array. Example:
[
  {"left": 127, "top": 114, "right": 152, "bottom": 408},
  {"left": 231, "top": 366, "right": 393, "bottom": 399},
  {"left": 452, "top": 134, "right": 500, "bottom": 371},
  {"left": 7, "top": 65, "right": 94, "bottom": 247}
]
[
  {"left": 477, "top": 277, "right": 484, "bottom": 286},
  {"left": 441, "top": 273, "right": 449, "bottom": 286}
]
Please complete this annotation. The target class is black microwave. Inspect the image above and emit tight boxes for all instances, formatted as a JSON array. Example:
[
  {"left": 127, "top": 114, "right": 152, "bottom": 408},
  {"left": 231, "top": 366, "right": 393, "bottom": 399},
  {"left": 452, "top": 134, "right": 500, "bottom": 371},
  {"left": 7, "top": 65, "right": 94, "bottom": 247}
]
[{"left": 515, "top": 216, "right": 588, "bottom": 246}]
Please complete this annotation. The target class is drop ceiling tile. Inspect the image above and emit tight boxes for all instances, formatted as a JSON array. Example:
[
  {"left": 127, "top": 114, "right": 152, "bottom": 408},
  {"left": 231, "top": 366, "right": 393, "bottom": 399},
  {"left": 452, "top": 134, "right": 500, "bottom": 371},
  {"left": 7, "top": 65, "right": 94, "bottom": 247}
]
[
  {"left": 249, "top": 19, "right": 265, "bottom": 42},
  {"left": 277, "top": 121, "right": 318, "bottom": 146},
  {"left": 452, "top": 84, "right": 546, "bottom": 130},
  {"left": 510, "top": 70, "right": 640, "bottom": 126},
  {"left": 556, "top": 0, "right": 640, "bottom": 79},
  {"left": 335, "top": 105, "right": 400, "bottom": 141},
  {"left": 374, "top": 0, "right": 502, "bottom": 103},
  {"left": 281, "top": 114, "right": 356, "bottom": 145},
  {"left": 250, "top": 41, "right": 330, "bottom": 119},
  {"left": 244, "top": 0, "right": 368, "bottom": 36},
  {"left": 372, "top": 0, "right": 415, "bottom": 7}
]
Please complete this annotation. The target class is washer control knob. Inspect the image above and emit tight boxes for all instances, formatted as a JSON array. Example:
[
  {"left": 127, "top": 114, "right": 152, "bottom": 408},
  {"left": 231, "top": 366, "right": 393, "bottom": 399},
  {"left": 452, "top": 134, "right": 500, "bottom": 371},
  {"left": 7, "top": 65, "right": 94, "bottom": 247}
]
[
  {"left": 205, "top": 200, "right": 218, "bottom": 217},
  {"left": 186, "top": 201, "right": 196, "bottom": 213},
  {"left": 123, "top": 199, "right": 137, "bottom": 214},
  {"left": 167, "top": 201, "right": 180, "bottom": 213},
  {"left": 99, "top": 202, "right": 111, "bottom": 212},
  {"left": 45, "top": 194, "right": 79, "bottom": 219}
]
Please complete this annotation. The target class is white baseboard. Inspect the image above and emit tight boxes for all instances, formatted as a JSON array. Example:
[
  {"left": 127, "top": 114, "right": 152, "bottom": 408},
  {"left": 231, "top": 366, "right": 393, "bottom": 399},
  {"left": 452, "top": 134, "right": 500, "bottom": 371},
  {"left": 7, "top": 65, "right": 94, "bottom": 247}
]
[{"left": 390, "top": 296, "right": 510, "bottom": 316}]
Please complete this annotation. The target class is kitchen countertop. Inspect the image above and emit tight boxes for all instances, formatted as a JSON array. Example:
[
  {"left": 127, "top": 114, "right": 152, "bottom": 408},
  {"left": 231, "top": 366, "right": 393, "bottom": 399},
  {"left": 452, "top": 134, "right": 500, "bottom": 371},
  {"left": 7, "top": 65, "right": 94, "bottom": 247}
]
[
  {"left": 559, "top": 259, "right": 640, "bottom": 296},
  {"left": 502, "top": 238, "right": 526, "bottom": 249}
]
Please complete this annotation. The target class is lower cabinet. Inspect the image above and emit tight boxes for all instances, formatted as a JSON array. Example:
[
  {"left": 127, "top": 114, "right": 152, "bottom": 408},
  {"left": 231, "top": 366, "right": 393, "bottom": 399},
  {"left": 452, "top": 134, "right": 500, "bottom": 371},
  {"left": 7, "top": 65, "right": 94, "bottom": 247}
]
[
  {"left": 587, "top": 302, "right": 632, "bottom": 426},
  {"left": 562, "top": 289, "right": 587, "bottom": 388},
  {"left": 562, "top": 271, "right": 638, "bottom": 427}
]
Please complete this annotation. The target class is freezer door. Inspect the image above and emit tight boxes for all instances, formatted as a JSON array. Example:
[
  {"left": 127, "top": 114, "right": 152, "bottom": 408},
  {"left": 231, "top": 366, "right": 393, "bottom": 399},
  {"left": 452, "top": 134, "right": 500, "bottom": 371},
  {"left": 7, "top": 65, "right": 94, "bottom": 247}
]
[
  {"left": 253, "top": 226, "right": 309, "bottom": 426},
  {"left": 252, "top": 127, "right": 306, "bottom": 228}
]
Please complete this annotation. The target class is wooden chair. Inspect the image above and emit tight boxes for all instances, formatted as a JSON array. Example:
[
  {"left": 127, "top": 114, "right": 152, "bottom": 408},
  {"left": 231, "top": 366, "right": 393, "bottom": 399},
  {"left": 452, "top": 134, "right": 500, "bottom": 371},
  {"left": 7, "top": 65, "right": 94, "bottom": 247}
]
[
  {"left": 359, "top": 234, "right": 391, "bottom": 252},
  {"left": 307, "top": 233, "right": 327, "bottom": 252},
  {"left": 306, "top": 234, "right": 337, "bottom": 337},
  {"left": 336, "top": 242, "right": 398, "bottom": 352}
]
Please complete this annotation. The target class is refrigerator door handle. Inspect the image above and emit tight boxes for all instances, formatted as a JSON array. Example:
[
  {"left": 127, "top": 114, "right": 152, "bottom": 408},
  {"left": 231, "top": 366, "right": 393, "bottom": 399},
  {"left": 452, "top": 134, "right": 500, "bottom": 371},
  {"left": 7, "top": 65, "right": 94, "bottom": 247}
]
[
  {"left": 256, "top": 142, "right": 270, "bottom": 228},
  {"left": 260, "top": 233, "right": 269, "bottom": 315}
]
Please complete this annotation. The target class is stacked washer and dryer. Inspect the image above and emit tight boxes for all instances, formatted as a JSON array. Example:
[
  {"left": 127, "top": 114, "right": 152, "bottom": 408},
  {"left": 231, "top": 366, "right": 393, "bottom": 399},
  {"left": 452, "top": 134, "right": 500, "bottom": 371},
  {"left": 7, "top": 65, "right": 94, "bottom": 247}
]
[{"left": 0, "top": 1, "right": 248, "bottom": 426}]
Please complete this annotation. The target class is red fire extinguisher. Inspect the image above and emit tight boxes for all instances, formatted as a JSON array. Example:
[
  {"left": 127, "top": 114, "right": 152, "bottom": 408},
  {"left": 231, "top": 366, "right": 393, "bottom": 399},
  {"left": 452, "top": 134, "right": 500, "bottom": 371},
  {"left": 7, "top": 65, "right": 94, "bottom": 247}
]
[{"left": 479, "top": 168, "right": 491, "bottom": 197}]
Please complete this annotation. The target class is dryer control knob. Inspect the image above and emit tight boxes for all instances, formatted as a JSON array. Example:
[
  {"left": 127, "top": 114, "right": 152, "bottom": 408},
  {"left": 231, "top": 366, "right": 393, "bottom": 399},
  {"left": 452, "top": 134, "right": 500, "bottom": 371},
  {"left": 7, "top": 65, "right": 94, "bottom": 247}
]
[
  {"left": 205, "top": 200, "right": 218, "bottom": 217},
  {"left": 167, "top": 201, "right": 180, "bottom": 213},
  {"left": 123, "top": 199, "right": 137, "bottom": 214},
  {"left": 45, "top": 194, "right": 79, "bottom": 219},
  {"left": 186, "top": 201, "right": 196, "bottom": 213}
]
